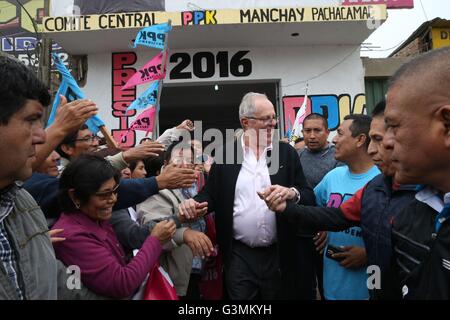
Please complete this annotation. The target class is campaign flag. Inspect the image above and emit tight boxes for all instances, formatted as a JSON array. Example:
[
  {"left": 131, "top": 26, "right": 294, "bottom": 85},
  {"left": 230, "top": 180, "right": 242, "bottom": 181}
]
[
  {"left": 285, "top": 114, "right": 293, "bottom": 140},
  {"left": 290, "top": 94, "right": 308, "bottom": 143},
  {"left": 126, "top": 81, "right": 159, "bottom": 111},
  {"left": 48, "top": 53, "right": 105, "bottom": 134},
  {"left": 122, "top": 52, "right": 165, "bottom": 90},
  {"left": 117, "top": 107, "right": 157, "bottom": 144},
  {"left": 133, "top": 22, "right": 172, "bottom": 49},
  {"left": 129, "top": 107, "right": 156, "bottom": 132}
]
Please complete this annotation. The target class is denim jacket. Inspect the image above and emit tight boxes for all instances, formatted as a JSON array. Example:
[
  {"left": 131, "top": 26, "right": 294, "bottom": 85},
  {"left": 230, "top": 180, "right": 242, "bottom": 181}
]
[{"left": 0, "top": 188, "right": 104, "bottom": 300}]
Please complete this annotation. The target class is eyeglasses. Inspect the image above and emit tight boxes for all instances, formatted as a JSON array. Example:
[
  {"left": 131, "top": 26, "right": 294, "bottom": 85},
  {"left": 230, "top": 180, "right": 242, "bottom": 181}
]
[
  {"left": 94, "top": 184, "right": 119, "bottom": 199},
  {"left": 245, "top": 115, "right": 279, "bottom": 124},
  {"left": 72, "top": 135, "right": 100, "bottom": 143}
]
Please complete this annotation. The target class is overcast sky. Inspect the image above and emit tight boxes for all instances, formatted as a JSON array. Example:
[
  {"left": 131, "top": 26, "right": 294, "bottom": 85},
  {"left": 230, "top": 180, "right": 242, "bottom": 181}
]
[{"left": 362, "top": 0, "right": 450, "bottom": 57}]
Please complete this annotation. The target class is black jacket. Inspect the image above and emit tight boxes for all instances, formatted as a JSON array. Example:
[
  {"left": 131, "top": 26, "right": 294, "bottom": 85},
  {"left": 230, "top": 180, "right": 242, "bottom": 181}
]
[
  {"left": 194, "top": 140, "right": 315, "bottom": 299},
  {"left": 389, "top": 199, "right": 450, "bottom": 299},
  {"left": 283, "top": 175, "right": 415, "bottom": 268},
  {"left": 282, "top": 174, "right": 416, "bottom": 299}
]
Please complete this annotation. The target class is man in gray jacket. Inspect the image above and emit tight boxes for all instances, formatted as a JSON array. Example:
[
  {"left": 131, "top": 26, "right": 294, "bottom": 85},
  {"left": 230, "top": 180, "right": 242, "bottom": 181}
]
[
  {"left": 0, "top": 54, "right": 100, "bottom": 299},
  {"left": 297, "top": 113, "right": 343, "bottom": 299}
]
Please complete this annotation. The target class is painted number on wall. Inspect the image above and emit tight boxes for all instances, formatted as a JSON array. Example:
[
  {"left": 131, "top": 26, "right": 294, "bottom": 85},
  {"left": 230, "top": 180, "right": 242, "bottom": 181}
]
[
  {"left": 16, "top": 51, "right": 68, "bottom": 68},
  {"left": 169, "top": 50, "right": 252, "bottom": 80}
]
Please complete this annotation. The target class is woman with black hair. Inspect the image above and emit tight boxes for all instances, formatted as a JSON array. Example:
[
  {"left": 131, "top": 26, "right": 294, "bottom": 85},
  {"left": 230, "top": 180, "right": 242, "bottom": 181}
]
[{"left": 52, "top": 154, "right": 176, "bottom": 299}]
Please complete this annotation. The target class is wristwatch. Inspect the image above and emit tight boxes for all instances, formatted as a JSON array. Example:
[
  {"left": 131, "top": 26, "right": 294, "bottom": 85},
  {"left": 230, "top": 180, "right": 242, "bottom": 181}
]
[{"left": 290, "top": 187, "right": 301, "bottom": 204}]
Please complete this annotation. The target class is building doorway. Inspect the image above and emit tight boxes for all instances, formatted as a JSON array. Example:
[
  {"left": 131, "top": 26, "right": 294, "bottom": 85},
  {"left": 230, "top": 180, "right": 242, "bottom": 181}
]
[{"left": 159, "top": 80, "right": 279, "bottom": 135}]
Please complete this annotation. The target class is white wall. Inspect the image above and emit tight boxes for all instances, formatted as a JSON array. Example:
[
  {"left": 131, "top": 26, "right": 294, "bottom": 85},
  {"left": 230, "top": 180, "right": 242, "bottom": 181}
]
[
  {"left": 82, "top": 44, "right": 365, "bottom": 144},
  {"left": 50, "top": 0, "right": 74, "bottom": 16}
]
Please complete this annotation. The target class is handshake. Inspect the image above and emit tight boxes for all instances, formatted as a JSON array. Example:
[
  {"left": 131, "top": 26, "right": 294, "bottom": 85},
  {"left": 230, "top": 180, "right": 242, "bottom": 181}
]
[
  {"left": 178, "top": 199, "right": 208, "bottom": 221},
  {"left": 177, "top": 185, "right": 298, "bottom": 220},
  {"left": 258, "top": 184, "right": 299, "bottom": 213}
]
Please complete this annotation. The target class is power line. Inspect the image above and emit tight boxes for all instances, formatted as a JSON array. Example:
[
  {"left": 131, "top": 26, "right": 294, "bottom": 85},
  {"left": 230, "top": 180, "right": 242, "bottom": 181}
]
[
  {"left": 282, "top": 46, "right": 359, "bottom": 88},
  {"left": 419, "top": 0, "right": 429, "bottom": 21},
  {"left": 15, "top": 0, "right": 41, "bottom": 63},
  {"left": 15, "top": 0, "right": 40, "bottom": 41},
  {"left": 360, "top": 39, "right": 406, "bottom": 52}
]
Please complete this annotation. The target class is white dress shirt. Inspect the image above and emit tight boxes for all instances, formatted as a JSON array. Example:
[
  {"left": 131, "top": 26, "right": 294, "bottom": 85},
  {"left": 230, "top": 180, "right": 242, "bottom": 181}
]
[{"left": 232, "top": 135, "right": 277, "bottom": 247}]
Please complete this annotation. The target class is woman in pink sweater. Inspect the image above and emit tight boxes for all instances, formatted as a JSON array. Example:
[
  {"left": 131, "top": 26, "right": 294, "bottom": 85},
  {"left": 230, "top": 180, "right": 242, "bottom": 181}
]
[{"left": 52, "top": 154, "right": 175, "bottom": 299}]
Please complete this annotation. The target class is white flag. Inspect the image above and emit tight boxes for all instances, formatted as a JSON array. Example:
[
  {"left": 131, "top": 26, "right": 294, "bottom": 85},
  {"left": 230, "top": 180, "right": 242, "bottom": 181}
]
[{"left": 290, "top": 93, "right": 308, "bottom": 143}]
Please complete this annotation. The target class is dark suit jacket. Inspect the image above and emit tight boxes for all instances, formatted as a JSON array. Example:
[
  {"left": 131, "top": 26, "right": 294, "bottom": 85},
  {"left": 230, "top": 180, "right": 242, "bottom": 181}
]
[{"left": 194, "top": 140, "right": 315, "bottom": 299}]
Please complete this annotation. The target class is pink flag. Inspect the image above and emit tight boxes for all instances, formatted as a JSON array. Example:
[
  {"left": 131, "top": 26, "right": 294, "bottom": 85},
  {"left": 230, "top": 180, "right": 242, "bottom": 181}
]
[
  {"left": 129, "top": 107, "right": 156, "bottom": 132},
  {"left": 122, "top": 52, "right": 165, "bottom": 90},
  {"left": 117, "top": 107, "right": 156, "bottom": 144}
]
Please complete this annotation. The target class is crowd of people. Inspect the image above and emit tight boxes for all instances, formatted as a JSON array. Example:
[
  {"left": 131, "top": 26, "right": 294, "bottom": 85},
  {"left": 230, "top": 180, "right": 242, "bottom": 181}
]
[{"left": 0, "top": 46, "right": 448, "bottom": 300}]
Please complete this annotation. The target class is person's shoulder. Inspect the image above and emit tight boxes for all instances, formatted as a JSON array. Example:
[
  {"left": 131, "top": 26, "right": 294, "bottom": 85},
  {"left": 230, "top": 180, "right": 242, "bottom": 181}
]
[
  {"left": 368, "top": 165, "right": 382, "bottom": 177},
  {"left": 278, "top": 140, "right": 295, "bottom": 150},
  {"left": 55, "top": 213, "right": 108, "bottom": 241},
  {"left": 277, "top": 140, "right": 298, "bottom": 158},
  {"left": 324, "top": 145, "right": 339, "bottom": 159},
  {"left": 24, "top": 172, "right": 57, "bottom": 186},
  {"left": 14, "top": 187, "right": 41, "bottom": 212},
  {"left": 317, "top": 166, "right": 348, "bottom": 186},
  {"left": 298, "top": 147, "right": 309, "bottom": 158},
  {"left": 12, "top": 188, "right": 48, "bottom": 227},
  {"left": 316, "top": 166, "right": 345, "bottom": 187},
  {"left": 327, "top": 165, "right": 348, "bottom": 176},
  {"left": 365, "top": 173, "right": 385, "bottom": 187},
  {"left": 52, "top": 213, "right": 80, "bottom": 231},
  {"left": 137, "top": 189, "right": 177, "bottom": 213}
]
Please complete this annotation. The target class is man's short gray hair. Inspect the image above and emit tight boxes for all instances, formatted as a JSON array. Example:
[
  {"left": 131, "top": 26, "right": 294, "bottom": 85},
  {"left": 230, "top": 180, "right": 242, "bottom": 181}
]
[{"left": 239, "top": 92, "right": 268, "bottom": 120}]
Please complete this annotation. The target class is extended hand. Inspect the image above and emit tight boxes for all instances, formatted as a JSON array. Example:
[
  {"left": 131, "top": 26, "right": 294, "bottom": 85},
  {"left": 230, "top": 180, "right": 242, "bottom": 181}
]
[
  {"left": 53, "top": 96, "right": 98, "bottom": 134},
  {"left": 151, "top": 220, "right": 176, "bottom": 244},
  {"left": 257, "top": 185, "right": 289, "bottom": 212},
  {"left": 262, "top": 184, "right": 296, "bottom": 202},
  {"left": 156, "top": 163, "right": 196, "bottom": 189},
  {"left": 122, "top": 141, "right": 165, "bottom": 162},
  {"left": 48, "top": 228, "right": 66, "bottom": 244},
  {"left": 178, "top": 198, "right": 208, "bottom": 220},
  {"left": 176, "top": 119, "right": 194, "bottom": 131},
  {"left": 183, "top": 229, "right": 214, "bottom": 258}
]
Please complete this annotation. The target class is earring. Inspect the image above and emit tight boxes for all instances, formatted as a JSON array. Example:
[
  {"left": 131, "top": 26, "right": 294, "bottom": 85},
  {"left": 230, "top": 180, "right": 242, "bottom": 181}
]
[{"left": 74, "top": 202, "right": 80, "bottom": 209}]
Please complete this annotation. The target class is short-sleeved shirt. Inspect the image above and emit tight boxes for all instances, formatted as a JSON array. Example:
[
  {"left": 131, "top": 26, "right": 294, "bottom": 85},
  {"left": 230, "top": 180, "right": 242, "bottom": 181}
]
[{"left": 314, "top": 165, "right": 380, "bottom": 300}]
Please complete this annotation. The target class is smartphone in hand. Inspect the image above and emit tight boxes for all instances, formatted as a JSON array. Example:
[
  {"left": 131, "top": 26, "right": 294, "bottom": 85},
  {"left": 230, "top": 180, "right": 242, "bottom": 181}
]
[{"left": 325, "top": 244, "right": 346, "bottom": 261}]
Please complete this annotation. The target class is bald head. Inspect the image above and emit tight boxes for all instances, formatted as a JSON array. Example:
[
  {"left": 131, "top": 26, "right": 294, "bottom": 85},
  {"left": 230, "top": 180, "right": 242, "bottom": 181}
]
[
  {"left": 388, "top": 47, "right": 450, "bottom": 104},
  {"left": 384, "top": 47, "right": 450, "bottom": 192}
]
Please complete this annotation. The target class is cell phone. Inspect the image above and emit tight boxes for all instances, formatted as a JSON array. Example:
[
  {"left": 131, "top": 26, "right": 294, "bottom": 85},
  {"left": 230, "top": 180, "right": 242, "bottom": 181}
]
[{"left": 325, "top": 244, "right": 346, "bottom": 261}]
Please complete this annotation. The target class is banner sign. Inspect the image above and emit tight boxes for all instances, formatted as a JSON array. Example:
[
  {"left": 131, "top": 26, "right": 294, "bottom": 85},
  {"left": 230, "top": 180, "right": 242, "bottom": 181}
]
[{"left": 43, "top": 5, "right": 387, "bottom": 32}]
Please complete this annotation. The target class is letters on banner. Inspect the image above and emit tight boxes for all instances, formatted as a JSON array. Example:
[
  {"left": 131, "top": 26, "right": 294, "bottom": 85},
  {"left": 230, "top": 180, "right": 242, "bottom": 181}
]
[{"left": 132, "top": 22, "right": 172, "bottom": 49}]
